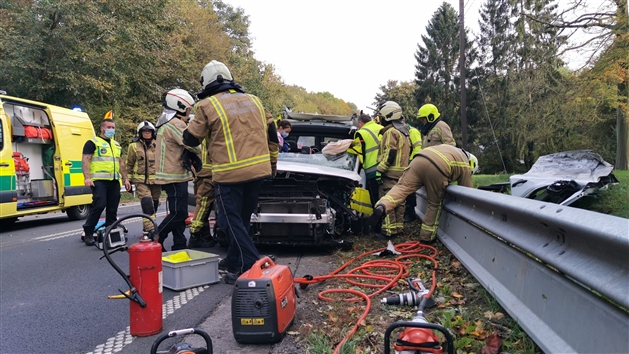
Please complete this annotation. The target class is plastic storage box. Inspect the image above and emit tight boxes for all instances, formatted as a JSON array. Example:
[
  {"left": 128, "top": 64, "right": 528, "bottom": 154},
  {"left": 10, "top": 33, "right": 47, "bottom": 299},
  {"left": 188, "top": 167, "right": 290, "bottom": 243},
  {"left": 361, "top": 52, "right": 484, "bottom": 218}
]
[{"left": 162, "top": 250, "right": 220, "bottom": 291}]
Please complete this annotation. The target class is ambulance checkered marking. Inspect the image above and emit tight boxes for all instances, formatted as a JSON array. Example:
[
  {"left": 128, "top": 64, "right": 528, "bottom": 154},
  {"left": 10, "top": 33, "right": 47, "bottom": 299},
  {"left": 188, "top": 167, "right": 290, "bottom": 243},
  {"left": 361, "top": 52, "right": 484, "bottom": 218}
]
[{"left": 85, "top": 285, "right": 210, "bottom": 353}]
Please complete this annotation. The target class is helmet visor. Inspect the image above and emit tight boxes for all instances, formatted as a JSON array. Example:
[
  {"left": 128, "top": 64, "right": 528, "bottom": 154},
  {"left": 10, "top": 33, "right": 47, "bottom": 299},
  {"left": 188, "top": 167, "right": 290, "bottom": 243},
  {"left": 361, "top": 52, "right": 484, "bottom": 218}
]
[{"left": 156, "top": 108, "right": 177, "bottom": 127}]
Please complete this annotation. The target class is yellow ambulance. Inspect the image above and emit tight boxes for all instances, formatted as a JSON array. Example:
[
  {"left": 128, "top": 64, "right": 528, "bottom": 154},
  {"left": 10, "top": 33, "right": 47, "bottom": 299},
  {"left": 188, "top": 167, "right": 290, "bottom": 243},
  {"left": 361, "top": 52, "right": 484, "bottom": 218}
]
[{"left": 0, "top": 94, "right": 95, "bottom": 226}]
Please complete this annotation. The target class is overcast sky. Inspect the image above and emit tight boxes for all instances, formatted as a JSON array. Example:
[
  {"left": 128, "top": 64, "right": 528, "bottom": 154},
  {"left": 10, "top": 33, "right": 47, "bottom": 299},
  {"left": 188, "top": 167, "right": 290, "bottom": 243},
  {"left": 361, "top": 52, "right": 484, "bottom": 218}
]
[
  {"left": 223, "top": 0, "right": 595, "bottom": 113},
  {"left": 223, "top": 0, "right": 485, "bottom": 113}
]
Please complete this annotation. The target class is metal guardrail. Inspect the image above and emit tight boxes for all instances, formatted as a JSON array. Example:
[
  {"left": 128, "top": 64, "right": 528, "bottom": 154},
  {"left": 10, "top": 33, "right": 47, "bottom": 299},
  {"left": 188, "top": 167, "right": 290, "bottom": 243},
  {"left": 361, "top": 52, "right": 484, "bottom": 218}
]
[{"left": 413, "top": 185, "right": 629, "bottom": 353}]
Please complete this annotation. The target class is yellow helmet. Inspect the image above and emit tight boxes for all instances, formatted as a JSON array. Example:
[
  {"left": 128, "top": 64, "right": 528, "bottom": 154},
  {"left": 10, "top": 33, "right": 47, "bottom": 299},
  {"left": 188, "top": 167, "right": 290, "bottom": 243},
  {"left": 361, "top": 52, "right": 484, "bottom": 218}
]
[{"left": 417, "top": 104, "right": 440, "bottom": 123}]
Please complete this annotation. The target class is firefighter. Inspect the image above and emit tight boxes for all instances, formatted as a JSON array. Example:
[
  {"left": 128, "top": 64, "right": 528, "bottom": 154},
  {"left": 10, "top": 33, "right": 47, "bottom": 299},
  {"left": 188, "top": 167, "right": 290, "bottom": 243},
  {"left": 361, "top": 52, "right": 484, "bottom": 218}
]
[
  {"left": 188, "top": 138, "right": 216, "bottom": 248},
  {"left": 183, "top": 60, "right": 279, "bottom": 284},
  {"left": 404, "top": 122, "right": 423, "bottom": 222},
  {"left": 417, "top": 104, "right": 456, "bottom": 148},
  {"left": 370, "top": 144, "right": 478, "bottom": 244},
  {"left": 348, "top": 113, "right": 383, "bottom": 207},
  {"left": 154, "top": 89, "right": 201, "bottom": 252},
  {"left": 126, "top": 121, "right": 160, "bottom": 240},
  {"left": 374, "top": 101, "right": 411, "bottom": 240},
  {"left": 81, "top": 118, "right": 132, "bottom": 245}
]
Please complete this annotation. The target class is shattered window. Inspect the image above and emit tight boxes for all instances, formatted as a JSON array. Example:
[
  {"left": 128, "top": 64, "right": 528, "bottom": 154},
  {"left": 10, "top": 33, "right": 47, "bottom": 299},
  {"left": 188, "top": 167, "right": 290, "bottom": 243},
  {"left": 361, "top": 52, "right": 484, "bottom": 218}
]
[{"left": 278, "top": 152, "right": 356, "bottom": 171}]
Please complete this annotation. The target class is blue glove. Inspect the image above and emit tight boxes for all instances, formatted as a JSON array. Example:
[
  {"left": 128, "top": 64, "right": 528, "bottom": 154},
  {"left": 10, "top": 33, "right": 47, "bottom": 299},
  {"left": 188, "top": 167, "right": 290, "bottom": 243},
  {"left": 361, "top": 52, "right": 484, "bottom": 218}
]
[{"left": 375, "top": 171, "right": 383, "bottom": 185}]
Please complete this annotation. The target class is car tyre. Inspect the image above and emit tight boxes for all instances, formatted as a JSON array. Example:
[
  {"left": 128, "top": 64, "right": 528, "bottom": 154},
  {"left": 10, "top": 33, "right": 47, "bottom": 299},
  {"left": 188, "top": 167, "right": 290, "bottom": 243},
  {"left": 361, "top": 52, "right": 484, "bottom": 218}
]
[{"left": 67, "top": 205, "right": 91, "bottom": 220}]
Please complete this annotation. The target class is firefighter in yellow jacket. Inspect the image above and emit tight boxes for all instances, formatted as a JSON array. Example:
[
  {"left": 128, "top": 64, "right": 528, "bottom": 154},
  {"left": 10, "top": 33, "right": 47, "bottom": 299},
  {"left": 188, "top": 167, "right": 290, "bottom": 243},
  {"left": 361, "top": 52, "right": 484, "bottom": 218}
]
[
  {"left": 154, "top": 89, "right": 201, "bottom": 252},
  {"left": 188, "top": 138, "right": 216, "bottom": 248},
  {"left": 370, "top": 144, "right": 478, "bottom": 244},
  {"left": 348, "top": 113, "right": 383, "bottom": 207},
  {"left": 183, "top": 60, "right": 279, "bottom": 284},
  {"left": 417, "top": 104, "right": 456, "bottom": 148},
  {"left": 374, "top": 101, "right": 410, "bottom": 240},
  {"left": 126, "top": 121, "right": 160, "bottom": 240}
]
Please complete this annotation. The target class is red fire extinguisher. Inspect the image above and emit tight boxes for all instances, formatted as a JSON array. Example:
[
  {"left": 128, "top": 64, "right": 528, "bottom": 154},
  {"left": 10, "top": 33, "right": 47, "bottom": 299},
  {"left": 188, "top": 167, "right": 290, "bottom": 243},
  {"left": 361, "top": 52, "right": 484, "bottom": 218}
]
[{"left": 103, "top": 214, "right": 163, "bottom": 337}]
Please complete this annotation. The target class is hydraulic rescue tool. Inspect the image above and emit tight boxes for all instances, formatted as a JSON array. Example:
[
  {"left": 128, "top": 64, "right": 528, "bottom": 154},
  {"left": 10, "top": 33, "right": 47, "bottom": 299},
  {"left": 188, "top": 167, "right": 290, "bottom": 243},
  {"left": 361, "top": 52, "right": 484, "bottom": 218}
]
[
  {"left": 231, "top": 256, "right": 296, "bottom": 344},
  {"left": 103, "top": 213, "right": 163, "bottom": 337},
  {"left": 150, "top": 328, "right": 213, "bottom": 354},
  {"left": 382, "top": 278, "right": 454, "bottom": 354}
]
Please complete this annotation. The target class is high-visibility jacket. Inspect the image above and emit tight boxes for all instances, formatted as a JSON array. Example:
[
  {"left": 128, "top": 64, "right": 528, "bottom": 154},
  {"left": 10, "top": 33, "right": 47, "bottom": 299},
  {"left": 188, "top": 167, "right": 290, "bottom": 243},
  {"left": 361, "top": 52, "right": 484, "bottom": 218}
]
[
  {"left": 89, "top": 136, "right": 122, "bottom": 181},
  {"left": 422, "top": 120, "right": 456, "bottom": 148},
  {"left": 376, "top": 125, "right": 410, "bottom": 180},
  {"left": 187, "top": 90, "right": 279, "bottom": 184},
  {"left": 154, "top": 117, "right": 200, "bottom": 184},
  {"left": 348, "top": 120, "right": 383, "bottom": 179},
  {"left": 408, "top": 125, "right": 422, "bottom": 159},
  {"left": 126, "top": 139, "right": 156, "bottom": 184}
]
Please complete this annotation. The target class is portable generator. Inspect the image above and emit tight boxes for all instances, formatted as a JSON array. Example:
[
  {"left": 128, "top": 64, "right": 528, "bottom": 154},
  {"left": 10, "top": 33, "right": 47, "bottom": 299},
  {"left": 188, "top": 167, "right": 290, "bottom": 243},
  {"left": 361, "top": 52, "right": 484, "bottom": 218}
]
[{"left": 231, "top": 256, "right": 296, "bottom": 344}]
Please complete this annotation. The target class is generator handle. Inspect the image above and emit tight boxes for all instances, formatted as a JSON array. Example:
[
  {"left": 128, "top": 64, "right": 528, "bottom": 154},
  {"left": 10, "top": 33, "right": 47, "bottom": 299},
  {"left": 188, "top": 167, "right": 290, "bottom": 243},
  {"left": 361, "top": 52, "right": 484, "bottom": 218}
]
[
  {"left": 150, "top": 328, "right": 213, "bottom": 354},
  {"left": 383, "top": 321, "right": 454, "bottom": 354},
  {"left": 247, "top": 256, "right": 276, "bottom": 279}
]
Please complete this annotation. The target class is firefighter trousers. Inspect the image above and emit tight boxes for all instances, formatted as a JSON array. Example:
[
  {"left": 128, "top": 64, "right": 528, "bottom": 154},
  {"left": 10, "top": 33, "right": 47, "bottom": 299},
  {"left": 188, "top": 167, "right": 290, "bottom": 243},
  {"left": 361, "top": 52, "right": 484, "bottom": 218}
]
[
  {"left": 215, "top": 179, "right": 262, "bottom": 274},
  {"left": 190, "top": 176, "right": 215, "bottom": 235},
  {"left": 136, "top": 183, "right": 161, "bottom": 232},
  {"left": 379, "top": 157, "right": 447, "bottom": 242},
  {"left": 379, "top": 176, "right": 404, "bottom": 237},
  {"left": 157, "top": 182, "right": 188, "bottom": 251}
]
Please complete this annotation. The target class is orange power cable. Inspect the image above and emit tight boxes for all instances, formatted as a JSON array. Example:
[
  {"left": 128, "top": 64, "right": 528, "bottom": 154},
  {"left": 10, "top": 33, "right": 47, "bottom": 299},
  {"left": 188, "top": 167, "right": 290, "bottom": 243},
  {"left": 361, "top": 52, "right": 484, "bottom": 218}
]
[{"left": 293, "top": 241, "right": 440, "bottom": 354}]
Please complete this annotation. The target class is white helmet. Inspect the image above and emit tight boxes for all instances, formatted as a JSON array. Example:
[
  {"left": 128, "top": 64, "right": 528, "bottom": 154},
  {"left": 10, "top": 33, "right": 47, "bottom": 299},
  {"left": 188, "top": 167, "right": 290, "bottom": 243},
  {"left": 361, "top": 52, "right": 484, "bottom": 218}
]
[
  {"left": 200, "top": 60, "right": 233, "bottom": 89},
  {"left": 164, "top": 89, "right": 195, "bottom": 114},
  {"left": 468, "top": 153, "right": 479, "bottom": 174},
  {"left": 378, "top": 101, "right": 403, "bottom": 121},
  {"left": 136, "top": 121, "right": 156, "bottom": 138}
]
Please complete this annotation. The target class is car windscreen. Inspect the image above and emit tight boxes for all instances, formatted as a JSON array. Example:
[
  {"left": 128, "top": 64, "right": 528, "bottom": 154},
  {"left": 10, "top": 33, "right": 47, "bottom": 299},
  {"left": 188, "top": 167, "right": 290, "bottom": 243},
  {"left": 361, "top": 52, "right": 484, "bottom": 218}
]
[{"left": 278, "top": 152, "right": 357, "bottom": 171}]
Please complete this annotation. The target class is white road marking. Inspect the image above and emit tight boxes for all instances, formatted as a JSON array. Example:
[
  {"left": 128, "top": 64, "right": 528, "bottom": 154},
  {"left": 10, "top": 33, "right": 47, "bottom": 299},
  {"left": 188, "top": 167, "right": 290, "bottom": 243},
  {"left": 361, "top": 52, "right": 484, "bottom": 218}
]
[
  {"left": 85, "top": 285, "right": 213, "bottom": 354},
  {"left": 35, "top": 213, "right": 167, "bottom": 242}
]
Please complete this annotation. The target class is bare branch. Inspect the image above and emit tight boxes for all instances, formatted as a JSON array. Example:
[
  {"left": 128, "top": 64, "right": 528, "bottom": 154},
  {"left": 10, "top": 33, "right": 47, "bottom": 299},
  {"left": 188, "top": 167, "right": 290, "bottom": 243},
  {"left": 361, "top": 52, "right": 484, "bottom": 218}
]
[
  {"left": 525, "top": 13, "right": 616, "bottom": 30},
  {"left": 558, "top": 33, "right": 607, "bottom": 55}
]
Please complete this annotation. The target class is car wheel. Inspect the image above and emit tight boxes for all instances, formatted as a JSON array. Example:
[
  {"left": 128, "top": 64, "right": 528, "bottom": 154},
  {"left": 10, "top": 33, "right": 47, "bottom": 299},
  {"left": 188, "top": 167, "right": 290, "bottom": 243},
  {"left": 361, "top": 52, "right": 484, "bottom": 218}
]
[
  {"left": 214, "top": 223, "right": 230, "bottom": 248},
  {"left": 67, "top": 205, "right": 91, "bottom": 220}
]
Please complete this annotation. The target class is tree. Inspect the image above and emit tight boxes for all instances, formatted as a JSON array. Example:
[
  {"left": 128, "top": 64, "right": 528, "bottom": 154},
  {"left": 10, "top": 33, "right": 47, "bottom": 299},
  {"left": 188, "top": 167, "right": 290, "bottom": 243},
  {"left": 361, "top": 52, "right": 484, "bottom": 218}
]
[
  {"left": 414, "top": 2, "right": 476, "bottom": 146},
  {"left": 528, "top": 0, "right": 628, "bottom": 169},
  {"left": 374, "top": 80, "right": 420, "bottom": 127}
]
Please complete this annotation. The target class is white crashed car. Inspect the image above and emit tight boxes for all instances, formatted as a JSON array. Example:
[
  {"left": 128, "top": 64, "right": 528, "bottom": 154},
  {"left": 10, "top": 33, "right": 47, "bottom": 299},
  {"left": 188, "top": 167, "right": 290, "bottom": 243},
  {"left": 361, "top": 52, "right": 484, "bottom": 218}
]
[{"left": 209, "top": 111, "right": 370, "bottom": 249}]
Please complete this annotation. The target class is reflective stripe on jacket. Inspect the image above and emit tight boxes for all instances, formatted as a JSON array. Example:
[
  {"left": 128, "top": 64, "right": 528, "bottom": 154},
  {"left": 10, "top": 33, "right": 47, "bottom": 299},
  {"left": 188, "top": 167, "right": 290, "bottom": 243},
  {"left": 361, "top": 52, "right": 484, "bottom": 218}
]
[
  {"left": 188, "top": 91, "right": 279, "bottom": 184},
  {"left": 419, "top": 145, "right": 473, "bottom": 186},
  {"left": 196, "top": 138, "right": 213, "bottom": 178},
  {"left": 376, "top": 125, "right": 410, "bottom": 180},
  {"left": 154, "top": 117, "right": 199, "bottom": 184},
  {"left": 126, "top": 140, "right": 156, "bottom": 184},
  {"left": 89, "top": 136, "right": 121, "bottom": 181},
  {"left": 355, "top": 120, "right": 383, "bottom": 178}
]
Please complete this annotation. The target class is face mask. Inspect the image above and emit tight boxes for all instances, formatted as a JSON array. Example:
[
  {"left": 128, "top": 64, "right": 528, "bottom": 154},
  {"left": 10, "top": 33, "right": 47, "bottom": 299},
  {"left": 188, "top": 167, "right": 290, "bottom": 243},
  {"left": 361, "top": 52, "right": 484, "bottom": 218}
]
[
  {"left": 281, "top": 132, "right": 289, "bottom": 138},
  {"left": 104, "top": 128, "right": 115, "bottom": 138}
]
